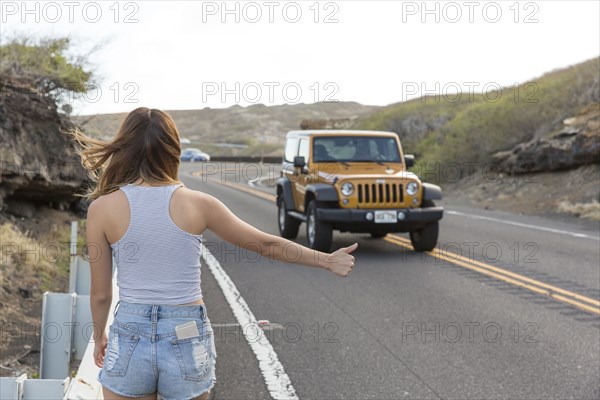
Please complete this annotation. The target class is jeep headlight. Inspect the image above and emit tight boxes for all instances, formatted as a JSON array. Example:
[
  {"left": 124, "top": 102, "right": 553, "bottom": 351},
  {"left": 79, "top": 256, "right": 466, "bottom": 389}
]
[
  {"left": 406, "top": 182, "right": 419, "bottom": 196},
  {"left": 341, "top": 182, "right": 354, "bottom": 197}
]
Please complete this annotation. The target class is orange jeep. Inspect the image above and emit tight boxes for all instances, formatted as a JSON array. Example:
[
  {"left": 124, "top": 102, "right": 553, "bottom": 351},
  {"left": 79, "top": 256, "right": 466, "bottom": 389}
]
[{"left": 276, "top": 130, "right": 443, "bottom": 252}]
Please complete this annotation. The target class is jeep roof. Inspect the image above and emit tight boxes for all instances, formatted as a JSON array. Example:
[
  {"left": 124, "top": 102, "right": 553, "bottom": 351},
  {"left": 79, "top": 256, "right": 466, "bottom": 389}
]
[{"left": 286, "top": 130, "right": 398, "bottom": 138}]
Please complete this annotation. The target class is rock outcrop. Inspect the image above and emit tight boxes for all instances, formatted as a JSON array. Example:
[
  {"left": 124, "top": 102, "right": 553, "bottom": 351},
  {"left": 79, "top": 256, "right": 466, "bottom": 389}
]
[
  {"left": 493, "top": 103, "right": 600, "bottom": 174},
  {"left": 0, "top": 76, "right": 90, "bottom": 215}
]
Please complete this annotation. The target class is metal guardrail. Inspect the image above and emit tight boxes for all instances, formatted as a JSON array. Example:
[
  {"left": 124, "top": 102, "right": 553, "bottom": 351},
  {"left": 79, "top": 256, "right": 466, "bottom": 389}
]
[
  {"left": 0, "top": 374, "right": 70, "bottom": 399},
  {"left": 0, "top": 221, "right": 118, "bottom": 400}
]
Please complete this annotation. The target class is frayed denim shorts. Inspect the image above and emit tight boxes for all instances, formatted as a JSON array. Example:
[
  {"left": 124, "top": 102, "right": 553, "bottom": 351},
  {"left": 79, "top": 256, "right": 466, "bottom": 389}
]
[{"left": 97, "top": 299, "right": 216, "bottom": 399}]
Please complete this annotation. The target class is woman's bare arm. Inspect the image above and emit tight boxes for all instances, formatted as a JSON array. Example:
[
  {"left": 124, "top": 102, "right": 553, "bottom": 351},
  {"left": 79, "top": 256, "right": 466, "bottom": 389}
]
[
  {"left": 85, "top": 198, "right": 114, "bottom": 370},
  {"left": 201, "top": 194, "right": 356, "bottom": 276}
]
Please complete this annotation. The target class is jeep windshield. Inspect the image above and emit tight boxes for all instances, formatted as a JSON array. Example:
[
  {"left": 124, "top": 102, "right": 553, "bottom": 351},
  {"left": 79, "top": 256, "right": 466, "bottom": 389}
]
[{"left": 312, "top": 136, "right": 401, "bottom": 163}]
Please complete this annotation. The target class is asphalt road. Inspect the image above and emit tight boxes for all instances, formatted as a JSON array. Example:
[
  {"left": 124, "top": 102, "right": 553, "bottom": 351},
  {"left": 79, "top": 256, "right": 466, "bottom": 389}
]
[{"left": 178, "top": 162, "right": 600, "bottom": 400}]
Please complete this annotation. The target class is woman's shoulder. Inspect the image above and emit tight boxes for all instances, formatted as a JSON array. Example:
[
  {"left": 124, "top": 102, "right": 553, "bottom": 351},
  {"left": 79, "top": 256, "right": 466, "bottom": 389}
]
[
  {"left": 178, "top": 185, "right": 216, "bottom": 206},
  {"left": 88, "top": 187, "right": 125, "bottom": 213}
]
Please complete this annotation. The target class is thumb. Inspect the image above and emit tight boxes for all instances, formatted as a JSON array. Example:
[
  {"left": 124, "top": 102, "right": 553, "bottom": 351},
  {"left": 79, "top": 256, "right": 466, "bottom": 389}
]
[{"left": 340, "top": 243, "right": 358, "bottom": 253}]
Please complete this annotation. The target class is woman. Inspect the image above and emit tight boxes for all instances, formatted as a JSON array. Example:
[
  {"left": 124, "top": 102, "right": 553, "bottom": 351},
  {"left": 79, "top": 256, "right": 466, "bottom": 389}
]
[{"left": 69, "top": 107, "right": 357, "bottom": 400}]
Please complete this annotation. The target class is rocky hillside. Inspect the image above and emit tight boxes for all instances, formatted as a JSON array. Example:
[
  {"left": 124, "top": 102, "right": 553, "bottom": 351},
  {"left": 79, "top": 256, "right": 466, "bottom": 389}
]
[
  {"left": 73, "top": 102, "right": 379, "bottom": 156},
  {"left": 355, "top": 57, "right": 600, "bottom": 176},
  {"left": 352, "top": 57, "right": 600, "bottom": 220},
  {"left": 0, "top": 76, "right": 90, "bottom": 217},
  {"left": 493, "top": 103, "right": 599, "bottom": 174},
  {"left": 0, "top": 75, "right": 91, "bottom": 377}
]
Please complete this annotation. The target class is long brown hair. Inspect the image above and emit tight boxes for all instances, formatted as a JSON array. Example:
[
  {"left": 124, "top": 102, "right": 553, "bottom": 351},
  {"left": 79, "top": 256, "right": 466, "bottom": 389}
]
[{"left": 67, "top": 107, "right": 182, "bottom": 201}]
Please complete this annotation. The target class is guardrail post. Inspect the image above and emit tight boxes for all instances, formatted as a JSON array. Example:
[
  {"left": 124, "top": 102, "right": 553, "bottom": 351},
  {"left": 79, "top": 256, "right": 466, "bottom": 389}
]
[
  {"left": 72, "top": 294, "right": 92, "bottom": 360},
  {"left": 39, "top": 292, "right": 76, "bottom": 379},
  {"left": 68, "top": 221, "right": 79, "bottom": 293},
  {"left": 69, "top": 257, "right": 91, "bottom": 295}
]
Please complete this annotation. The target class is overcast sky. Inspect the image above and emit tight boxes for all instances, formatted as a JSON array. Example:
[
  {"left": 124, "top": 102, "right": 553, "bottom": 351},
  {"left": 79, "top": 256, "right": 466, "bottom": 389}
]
[{"left": 2, "top": 0, "right": 599, "bottom": 115}]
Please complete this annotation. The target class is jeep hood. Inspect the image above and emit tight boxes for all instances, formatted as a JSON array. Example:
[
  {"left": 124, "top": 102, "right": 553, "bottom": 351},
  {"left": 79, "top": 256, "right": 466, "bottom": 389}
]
[{"left": 314, "top": 163, "right": 420, "bottom": 183}]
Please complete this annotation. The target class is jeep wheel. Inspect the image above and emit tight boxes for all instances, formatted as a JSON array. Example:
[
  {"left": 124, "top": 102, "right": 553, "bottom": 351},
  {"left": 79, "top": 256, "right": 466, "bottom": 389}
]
[
  {"left": 278, "top": 196, "right": 300, "bottom": 239},
  {"left": 409, "top": 222, "right": 438, "bottom": 252},
  {"left": 410, "top": 199, "right": 439, "bottom": 251},
  {"left": 306, "top": 200, "right": 333, "bottom": 252},
  {"left": 370, "top": 232, "right": 387, "bottom": 239}
]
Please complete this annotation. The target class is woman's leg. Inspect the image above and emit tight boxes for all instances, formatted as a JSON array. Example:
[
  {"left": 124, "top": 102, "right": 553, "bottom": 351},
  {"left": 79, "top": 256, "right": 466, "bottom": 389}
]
[{"left": 102, "top": 387, "right": 157, "bottom": 400}]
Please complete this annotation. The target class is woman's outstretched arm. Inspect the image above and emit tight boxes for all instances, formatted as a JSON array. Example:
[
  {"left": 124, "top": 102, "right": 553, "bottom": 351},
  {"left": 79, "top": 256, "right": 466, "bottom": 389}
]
[{"left": 201, "top": 194, "right": 356, "bottom": 277}]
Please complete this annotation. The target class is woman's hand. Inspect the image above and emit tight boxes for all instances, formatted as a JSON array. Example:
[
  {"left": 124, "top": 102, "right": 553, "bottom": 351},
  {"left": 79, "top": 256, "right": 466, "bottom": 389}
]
[
  {"left": 94, "top": 332, "right": 108, "bottom": 368},
  {"left": 323, "top": 243, "right": 358, "bottom": 277}
]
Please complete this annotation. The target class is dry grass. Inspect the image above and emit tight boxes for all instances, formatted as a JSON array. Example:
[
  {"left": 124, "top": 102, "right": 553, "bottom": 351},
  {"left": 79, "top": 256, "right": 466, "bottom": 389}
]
[
  {"left": 0, "top": 220, "right": 79, "bottom": 377},
  {"left": 558, "top": 200, "right": 600, "bottom": 221},
  {"left": 1, "top": 223, "right": 55, "bottom": 286},
  {"left": 0, "top": 221, "right": 74, "bottom": 300}
]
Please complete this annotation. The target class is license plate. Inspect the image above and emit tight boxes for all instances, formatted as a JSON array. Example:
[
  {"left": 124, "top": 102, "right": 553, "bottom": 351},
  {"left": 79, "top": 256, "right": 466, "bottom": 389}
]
[{"left": 374, "top": 210, "right": 396, "bottom": 223}]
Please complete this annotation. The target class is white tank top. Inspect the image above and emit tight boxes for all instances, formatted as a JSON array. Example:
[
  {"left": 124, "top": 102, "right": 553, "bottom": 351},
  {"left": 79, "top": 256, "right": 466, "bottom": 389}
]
[{"left": 110, "top": 183, "right": 203, "bottom": 304}]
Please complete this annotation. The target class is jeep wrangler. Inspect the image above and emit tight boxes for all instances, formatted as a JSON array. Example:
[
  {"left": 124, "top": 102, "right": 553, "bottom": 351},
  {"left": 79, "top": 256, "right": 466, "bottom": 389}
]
[{"left": 276, "top": 130, "right": 444, "bottom": 252}]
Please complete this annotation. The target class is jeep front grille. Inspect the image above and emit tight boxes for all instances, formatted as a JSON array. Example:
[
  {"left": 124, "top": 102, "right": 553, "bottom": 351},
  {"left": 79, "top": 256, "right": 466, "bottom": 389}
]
[{"left": 357, "top": 183, "right": 403, "bottom": 205}]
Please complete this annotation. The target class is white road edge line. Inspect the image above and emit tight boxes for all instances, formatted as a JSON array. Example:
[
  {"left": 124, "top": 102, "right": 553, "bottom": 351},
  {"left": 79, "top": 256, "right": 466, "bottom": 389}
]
[
  {"left": 202, "top": 246, "right": 299, "bottom": 400},
  {"left": 447, "top": 210, "right": 600, "bottom": 240}
]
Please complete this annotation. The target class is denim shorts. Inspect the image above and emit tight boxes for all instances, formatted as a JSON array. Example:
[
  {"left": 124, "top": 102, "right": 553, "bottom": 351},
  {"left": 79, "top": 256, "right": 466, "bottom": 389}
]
[{"left": 97, "top": 300, "right": 216, "bottom": 399}]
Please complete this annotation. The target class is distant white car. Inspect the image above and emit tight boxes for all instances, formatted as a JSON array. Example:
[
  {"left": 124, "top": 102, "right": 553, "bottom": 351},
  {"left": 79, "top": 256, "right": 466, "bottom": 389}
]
[
  {"left": 180, "top": 138, "right": 191, "bottom": 144},
  {"left": 180, "top": 148, "right": 211, "bottom": 162}
]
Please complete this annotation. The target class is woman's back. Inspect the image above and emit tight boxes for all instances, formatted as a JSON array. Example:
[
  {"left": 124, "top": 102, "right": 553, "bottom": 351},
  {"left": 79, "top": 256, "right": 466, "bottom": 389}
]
[{"left": 106, "top": 182, "right": 205, "bottom": 305}]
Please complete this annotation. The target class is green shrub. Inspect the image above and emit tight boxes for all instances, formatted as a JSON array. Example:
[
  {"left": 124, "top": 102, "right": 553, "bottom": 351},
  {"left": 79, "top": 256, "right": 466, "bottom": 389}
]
[{"left": 355, "top": 57, "right": 600, "bottom": 181}]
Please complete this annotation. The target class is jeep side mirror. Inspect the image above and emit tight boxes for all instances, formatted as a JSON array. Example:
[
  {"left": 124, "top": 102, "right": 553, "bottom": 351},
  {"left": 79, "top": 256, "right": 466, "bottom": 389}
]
[
  {"left": 404, "top": 154, "right": 415, "bottom": 168},
  {"left": 293, "top": 156, "right": 306, "bottom": 169}
]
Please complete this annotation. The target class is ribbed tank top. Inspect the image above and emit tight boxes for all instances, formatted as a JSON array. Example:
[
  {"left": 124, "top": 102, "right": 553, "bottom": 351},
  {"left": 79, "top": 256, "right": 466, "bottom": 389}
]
[{"left": 110, "top": 182, "right": 203, "bottom": 304}]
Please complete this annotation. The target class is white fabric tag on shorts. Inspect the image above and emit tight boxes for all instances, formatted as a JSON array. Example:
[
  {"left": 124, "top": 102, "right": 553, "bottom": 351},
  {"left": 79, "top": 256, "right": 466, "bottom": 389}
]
[{"left": 175, "top": 321, "right": 200, "bottom": 340}]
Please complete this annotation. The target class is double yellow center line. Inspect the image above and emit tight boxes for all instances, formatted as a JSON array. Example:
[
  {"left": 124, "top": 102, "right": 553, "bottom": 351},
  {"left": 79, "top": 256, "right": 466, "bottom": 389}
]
[
  {"left": 384, "top": 235, "right": 600, "bottom": 315},
  {"left": 193, "top": 170, "right": 600, "bottom": 316}
]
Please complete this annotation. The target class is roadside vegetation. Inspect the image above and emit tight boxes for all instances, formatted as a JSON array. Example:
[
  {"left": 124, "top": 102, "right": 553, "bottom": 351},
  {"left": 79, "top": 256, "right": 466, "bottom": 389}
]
[
  {"left": 558, "top": 200, "right": 600, "bottom": 221},
  {"left": 0, "top": 34, "right": 93, "bottom": 376},
  {"left": 355, "top": 57, "right": 600, "bottom": 177},
  {"left": 0, "top": 36, "right": 95, "bottom": 115},
  {"left": 0, "top": 215, "right": 86, "bottom": 376},
  {"left": 0, "top": 220, "right": 84, "bottom": 300}
]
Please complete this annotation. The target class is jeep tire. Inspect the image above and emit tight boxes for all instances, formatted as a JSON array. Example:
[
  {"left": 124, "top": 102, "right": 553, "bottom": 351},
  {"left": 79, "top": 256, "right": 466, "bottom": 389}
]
[
  {"left": 306, "top": 200, "right": 333, "bottom": 252},
  {"left": 409, "top": 200, "right": 439, "bottom": 252},
  {"left": 278, "top": 196, "right": 300, "bottom": 239}
]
